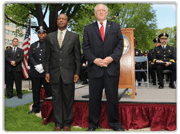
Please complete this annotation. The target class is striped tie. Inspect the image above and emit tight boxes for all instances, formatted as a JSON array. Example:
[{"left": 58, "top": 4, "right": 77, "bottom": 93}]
[{"left": 58, "top": 31, "right": 63, "bottom": 48}]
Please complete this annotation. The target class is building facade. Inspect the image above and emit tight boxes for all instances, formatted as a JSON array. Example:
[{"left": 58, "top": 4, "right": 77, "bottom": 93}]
[{"left": 5, "top": 22, "right": 26, "bottom": 49}]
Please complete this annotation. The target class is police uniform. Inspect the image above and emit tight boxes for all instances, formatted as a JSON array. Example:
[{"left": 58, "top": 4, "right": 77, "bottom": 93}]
[
  {"left": 28, "top": 26, "right": 51, "bottom": 114},
  {"left": 135, "top": 48, "right": 143, "bottom": 85},
  {"left": 148, "top": 38, "right": 161, "bottom": 85},
  {"left": 152, "top": 33, "right": 176, "bottom": 88}
]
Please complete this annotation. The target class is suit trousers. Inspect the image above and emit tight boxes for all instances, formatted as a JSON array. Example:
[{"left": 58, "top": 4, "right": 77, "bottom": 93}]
[
  {"left": 89, "top": 69, "right": 121, "bottom": 130},
  {"left": 50, "top": 75, "right": 75, "bottom": 128},
  {"left": 31, "top": 77, "right": 52, "bottom": 112},
  {"left": 155, "top": 63, "right": 176, "bottom": 86},
  {"left": 6, "top": 68, "right": 22, "bottom": 97}
]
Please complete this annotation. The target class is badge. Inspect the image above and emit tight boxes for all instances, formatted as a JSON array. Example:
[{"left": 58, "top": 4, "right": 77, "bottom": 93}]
[
  {"left": 17, "top": 54, "right": 20, "bottom": 57},
  {"left": 157, "top": 51, "right": 160, "bottom": 53},
  {"left": 33, "top": 48, "right": 36, "bottom": 50},
  {"left": 168, "top": 50, "right": 171, "bottom": 52}
]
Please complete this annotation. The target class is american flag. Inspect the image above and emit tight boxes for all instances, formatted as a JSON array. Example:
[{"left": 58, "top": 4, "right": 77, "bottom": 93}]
[{"left": 22, "top": 19, "right": 31, "bottom": 79}]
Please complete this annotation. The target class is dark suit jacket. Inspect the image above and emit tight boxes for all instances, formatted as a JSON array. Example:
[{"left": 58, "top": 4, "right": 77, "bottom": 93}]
[
  {"left": 82, "top": 21, "right": 124, "bottom": 78},
  {"left": 44, "top": 30, "right": 81, "bottom": 84},
  {"left": 29, "top": 40, "right": 46, "bottom": 77},
  {"left": 5, "top": 47, "right": 24, "bottom": 72}
]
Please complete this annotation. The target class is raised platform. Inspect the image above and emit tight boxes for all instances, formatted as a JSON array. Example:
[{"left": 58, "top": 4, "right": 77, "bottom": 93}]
[{"left": 41, "top": 83, "right": 176, "bottom": 131}]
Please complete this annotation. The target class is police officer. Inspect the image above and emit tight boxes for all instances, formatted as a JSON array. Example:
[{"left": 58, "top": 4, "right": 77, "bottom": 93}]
[
  {"left": 152, "top": 33, "right": 176, "bottom": 89},
  {"left": 148, "top": 38, "right": 161, "bottom": 85},
  {"left": 134, "top": 39, "right": 143, "bottom": 86},
  {"left": 28, "top": 26, "right": 52, "bottom": 114}
]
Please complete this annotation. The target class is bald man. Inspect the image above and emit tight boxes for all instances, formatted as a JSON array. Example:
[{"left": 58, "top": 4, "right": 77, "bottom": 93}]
[{"left": 44, "top": 14, "right": 81, "bottom": 131}]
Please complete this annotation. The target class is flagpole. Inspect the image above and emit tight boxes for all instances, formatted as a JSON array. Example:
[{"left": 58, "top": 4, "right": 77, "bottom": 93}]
[{"left": 29, "top": 15, "right": 31, "bottom": 90}]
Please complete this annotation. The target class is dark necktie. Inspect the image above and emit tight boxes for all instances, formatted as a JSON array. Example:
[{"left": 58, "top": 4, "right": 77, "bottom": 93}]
[
  {"left": 100, "top": 22, "right": 104, "bottom": 42},
  {"left": 13, "top": 48, "right": 16, "bottom": 60}
]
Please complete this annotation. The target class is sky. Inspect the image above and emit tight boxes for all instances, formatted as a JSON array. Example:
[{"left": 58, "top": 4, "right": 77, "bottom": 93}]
[
  {"left": 30, "top": 3, "right": 177, "bottom": 44},
  {"left": 151, "top": 3, "right": 176, "bottom": 29}
]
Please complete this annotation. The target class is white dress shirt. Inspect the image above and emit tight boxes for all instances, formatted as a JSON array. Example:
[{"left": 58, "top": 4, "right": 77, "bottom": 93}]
[
  {"left": 57, "top": 28, "right": 67, "bottom": 41},
  {"left": 12, "top": 46, "right": 17, "bottom": 52},
  {"left": 97, "top": 20, "right": 107, "bottom": 34},
  {"left": 161, "top": 45, "right": 167, "bottom": 49}
]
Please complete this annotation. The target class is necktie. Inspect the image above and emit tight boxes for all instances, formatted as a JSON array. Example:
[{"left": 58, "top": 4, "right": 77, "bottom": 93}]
[
  {"left": 13, "top": 48, "right": 16, "bottom": 60},
  {"left": 100, "top": 22, "right": 104, "bottom": 42},
  {"left": 58, "top": 31, "right": 63, "bottom": 48}
]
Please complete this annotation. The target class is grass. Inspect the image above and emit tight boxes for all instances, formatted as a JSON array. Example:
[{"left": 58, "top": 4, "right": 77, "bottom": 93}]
[
  {"left": 5, "top": 103, "right": 55, "bottom": 131},
  {"left": 5, "top": 102, "right": 109, "bottom": 131},
  {"left": 5, "top": 89, "right": 32, "bottom": 98}
]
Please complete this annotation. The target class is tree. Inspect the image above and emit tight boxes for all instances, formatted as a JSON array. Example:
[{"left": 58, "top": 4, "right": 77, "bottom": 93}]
[
  {"left": 5, "top": 3, "right": 89, "bottom": 33},
  {"left": 5, "top": 3, "right": 157, "bottom": 52},
  {"left": 107, "top": 4, "right": 157, "bottom": 51},
  {"left": 70, "top": 3, "right": 157, "bottom": 52}
]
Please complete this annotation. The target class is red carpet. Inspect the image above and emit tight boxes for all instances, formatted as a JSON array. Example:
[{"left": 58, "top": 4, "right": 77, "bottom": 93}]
[{"left": 41, "top": 100, "right": 176, "bottom": 131}]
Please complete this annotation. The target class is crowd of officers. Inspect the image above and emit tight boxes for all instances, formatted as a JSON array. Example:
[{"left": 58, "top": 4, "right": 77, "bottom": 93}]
[
  {"left": 135, "top": 33, "right": 176, "bottom": 89},
  {"left": 5, "top": 25, "right": 176, "bottom": 114}
]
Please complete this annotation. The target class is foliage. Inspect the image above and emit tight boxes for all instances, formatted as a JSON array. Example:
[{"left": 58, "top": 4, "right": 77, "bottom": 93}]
[
  {"left": 70, "top": 3, "right": 157, "bottom": 52},
  {"left": 5, "top": 3, "right": 91, "bottom": 33},
  {"left": 7, "top": 3, "right": 177, "bottom": 52},
  {"left": 107, "top": 3, "right": 157, "bottom": 51}
]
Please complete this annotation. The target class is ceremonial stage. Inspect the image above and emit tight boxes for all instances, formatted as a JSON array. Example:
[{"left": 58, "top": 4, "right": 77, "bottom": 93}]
[{"left": 40, "top": 83, "right": 176, "bottom": 131}]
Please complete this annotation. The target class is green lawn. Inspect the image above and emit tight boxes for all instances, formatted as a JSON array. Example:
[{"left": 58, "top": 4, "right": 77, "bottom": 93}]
[
  {"left": 5, "top": 89, "right": 32, "bottom": 98},
  {"left": 4, "top": 89, "right": 110, "bottom": 131},
  {"left": 5, "top": 102, "right": 109, "bottom": 131}
]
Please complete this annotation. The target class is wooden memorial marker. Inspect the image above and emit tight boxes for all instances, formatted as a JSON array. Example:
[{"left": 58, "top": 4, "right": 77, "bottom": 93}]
[{"left": 119, "top": 28, "right": 135, "bottom": 99}]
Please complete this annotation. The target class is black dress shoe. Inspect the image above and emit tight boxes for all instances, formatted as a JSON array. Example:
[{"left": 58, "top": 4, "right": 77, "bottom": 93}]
[
  {"left": 18, "top": 96, "right": 22, "bottom": 99},
  {"left": 169, "top": 83, "right": 176, "bottom": 89},
  {"left": 153, "top": 83, "right": 156, "bottom": 85},
  {"left": 7, "top": 96, "right": 13, "bottom": 99},
  {"left": 28, "top": 110, "right": 35, "bottom": 114},
  {"left": 158, "top": 85, "right": 164, "bottom": 89},
  {"left": 113, "top": 128, "right": 125, "bottom": 131},
  {"left": 28, "top": 110, "right": 40, "bottom": 114},
  {"left": 86, "top": 127, "right": 96, "bottom": 131}
]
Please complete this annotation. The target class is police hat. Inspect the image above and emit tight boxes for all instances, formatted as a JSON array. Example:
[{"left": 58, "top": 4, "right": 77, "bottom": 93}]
[
  {"left": 36, "top": 26, "right": 48, "bottom": 33},
  {"left": 153, "top": 38, "right": 160, "bottom": 43},
  {"left": 158, "top": 33, "right": 169, "bottom": 39}
]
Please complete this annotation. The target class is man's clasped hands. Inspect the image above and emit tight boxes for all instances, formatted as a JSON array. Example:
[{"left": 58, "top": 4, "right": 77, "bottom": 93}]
[{"left": 93, "top": 56, "right": 113, "bottom": 67}]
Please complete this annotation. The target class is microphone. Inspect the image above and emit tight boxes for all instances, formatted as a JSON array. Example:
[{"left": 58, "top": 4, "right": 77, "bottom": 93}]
[{"left": 111, "top": 12, "right": 119, "bottom": 20}]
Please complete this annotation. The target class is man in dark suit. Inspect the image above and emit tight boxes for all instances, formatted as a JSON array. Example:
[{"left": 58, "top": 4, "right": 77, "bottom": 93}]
[
  {"left": 44, "top": 14, "right": 81, "bottom": 131},
  {"left": 5, "top": 38, "right": 24, "bottom": 99},
  {"left": 28, "top": 26, "right": 52, "bottom": 114},
  {"left": 152, "top": 33, "right": 176, "bottom": 89},
  {"left": 82, "top": 4, "right": 124, "bottom": 131}
]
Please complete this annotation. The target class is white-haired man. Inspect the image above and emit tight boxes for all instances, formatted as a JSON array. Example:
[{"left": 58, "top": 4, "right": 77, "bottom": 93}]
[{"left": 82, "top": 4, "right": 124, "bottom": 131}]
